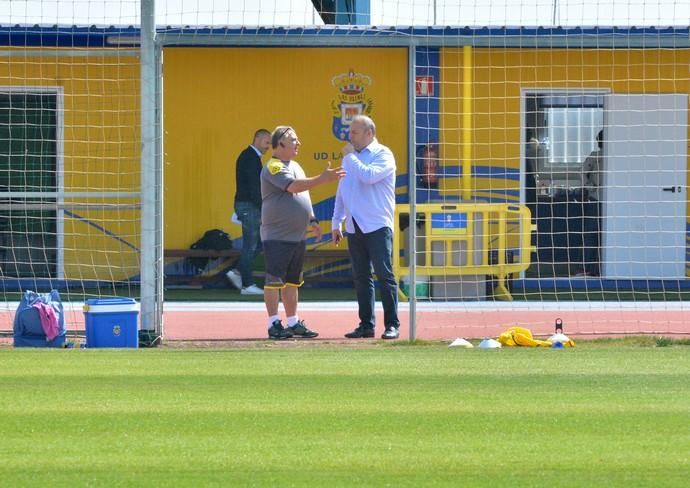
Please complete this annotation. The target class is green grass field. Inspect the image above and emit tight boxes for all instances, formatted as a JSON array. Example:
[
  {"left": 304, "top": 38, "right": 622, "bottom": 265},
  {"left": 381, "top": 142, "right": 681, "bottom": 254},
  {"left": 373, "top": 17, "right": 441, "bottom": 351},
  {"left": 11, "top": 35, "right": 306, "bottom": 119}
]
[{"left": 1, "top": 343, "right": 689, "bottom": 486}]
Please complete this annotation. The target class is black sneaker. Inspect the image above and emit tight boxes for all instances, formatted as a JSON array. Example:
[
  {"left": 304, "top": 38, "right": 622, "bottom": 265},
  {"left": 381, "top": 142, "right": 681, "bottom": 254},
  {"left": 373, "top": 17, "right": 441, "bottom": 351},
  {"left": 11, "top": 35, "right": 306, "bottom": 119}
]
[
  {"left": 268, "top": 320, "right": 293, "bottom": 340},
  {"left": 290, "top": 320, "right": 319, "bottom": 339},
  {"left": 344, "top": 326, "right": 375, "bottom": 339}
]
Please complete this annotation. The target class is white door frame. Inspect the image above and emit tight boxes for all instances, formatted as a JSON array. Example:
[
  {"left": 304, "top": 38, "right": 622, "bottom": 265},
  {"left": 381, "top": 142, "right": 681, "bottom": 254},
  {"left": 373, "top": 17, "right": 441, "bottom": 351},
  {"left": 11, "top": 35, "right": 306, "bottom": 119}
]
[
  {"left": 519, "top": 88, "right": 609, "bottom": 278},
  {"left": 0, "top": 86, "right": 65, "bottom": 279}
]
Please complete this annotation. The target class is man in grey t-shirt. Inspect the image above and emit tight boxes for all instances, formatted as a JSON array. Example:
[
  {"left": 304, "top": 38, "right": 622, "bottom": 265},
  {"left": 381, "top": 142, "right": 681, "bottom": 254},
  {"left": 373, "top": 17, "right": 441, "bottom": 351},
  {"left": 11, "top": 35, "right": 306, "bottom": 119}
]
[{"left": 260, "top": 125, "right": 345, "bottom": 340}]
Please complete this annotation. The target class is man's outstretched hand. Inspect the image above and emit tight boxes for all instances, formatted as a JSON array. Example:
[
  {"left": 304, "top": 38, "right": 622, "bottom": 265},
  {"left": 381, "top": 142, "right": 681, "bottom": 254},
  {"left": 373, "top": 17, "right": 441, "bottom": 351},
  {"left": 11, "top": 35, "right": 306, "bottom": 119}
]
[{"left": 320, "top": 161, "right": 346, "bottom": 182}]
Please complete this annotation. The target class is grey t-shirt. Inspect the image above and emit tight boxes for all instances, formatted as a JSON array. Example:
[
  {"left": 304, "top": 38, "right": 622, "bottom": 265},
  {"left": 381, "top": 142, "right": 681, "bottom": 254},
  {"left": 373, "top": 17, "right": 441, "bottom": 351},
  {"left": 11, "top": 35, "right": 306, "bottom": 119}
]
[{"left": 260, "top": 158, "right": 313, "bottom": 242}]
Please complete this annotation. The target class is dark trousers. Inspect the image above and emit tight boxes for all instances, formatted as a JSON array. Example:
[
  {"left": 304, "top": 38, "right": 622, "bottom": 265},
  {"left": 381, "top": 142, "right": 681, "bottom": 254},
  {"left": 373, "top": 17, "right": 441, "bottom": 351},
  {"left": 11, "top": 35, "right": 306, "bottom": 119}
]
[
  {"left": 347, "top": 222, "right": 399, "bottom": 330},
  {"left": 581, "top": 199, "right": 601, "bottom": 275},
  {"left": 235, "top": 201, "right": 262, "bottom": 287}
]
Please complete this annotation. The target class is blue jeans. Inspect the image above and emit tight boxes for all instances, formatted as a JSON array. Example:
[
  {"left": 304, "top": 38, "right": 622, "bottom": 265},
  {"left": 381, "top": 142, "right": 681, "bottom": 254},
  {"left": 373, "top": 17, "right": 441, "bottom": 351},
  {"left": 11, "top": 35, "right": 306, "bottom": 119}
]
[
  {"left": 235, "top": 201, "right": 261, "bottom": 287},
  {"left": 347, "top": 225, "right": 399, "bottom": 330}
]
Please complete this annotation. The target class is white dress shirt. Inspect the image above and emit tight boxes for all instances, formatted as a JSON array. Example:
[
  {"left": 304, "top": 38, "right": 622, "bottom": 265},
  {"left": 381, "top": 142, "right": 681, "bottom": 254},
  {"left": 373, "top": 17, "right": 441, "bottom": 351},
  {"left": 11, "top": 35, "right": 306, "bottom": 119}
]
[
  {"left": 249, "top": 144, "right": 262, "bottom": 157},
  {"left": 331, "top": 139, "right": 397, "bottom": 234}
]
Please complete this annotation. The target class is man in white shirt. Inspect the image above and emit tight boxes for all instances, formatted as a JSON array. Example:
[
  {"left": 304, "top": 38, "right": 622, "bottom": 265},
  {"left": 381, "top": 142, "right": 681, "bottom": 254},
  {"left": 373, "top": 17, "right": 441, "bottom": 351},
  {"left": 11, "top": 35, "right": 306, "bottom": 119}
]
[
  {"left": 582, "top": 130, "right": 602, "bottom": 201},
  {"left": 576, "top": 130, "right": 603, "bottom": 276},
  {"left": 331, "top": 115, "right": 400, "bottom": 340}
]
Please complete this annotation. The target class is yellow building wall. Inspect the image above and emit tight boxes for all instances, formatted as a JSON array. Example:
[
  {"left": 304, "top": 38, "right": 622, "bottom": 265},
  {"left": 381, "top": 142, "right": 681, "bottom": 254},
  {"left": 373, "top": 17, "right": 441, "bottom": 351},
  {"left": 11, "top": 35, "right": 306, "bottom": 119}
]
[
  {"left": 440, "top": 48, "right": 690, "bottom": 198},
  {"left": 0, "top": 49, "right": 141, "bottom": 280},
  {"left": 163, "top": 47, "right": 408, "bottom": 249},
  {"left": 439, "top": 48, "right": 690, "bottom": 265},
  {"left": 3, "top": 45, "right": 689, "bottom": 281}
]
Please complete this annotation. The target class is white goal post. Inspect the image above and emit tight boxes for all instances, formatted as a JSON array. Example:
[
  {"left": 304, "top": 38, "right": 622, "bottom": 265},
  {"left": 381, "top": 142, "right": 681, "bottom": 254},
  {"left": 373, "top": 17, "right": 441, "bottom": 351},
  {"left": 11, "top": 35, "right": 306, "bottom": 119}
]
[{"left": 0, "top": 0, "right": 689, "bottom": 342}]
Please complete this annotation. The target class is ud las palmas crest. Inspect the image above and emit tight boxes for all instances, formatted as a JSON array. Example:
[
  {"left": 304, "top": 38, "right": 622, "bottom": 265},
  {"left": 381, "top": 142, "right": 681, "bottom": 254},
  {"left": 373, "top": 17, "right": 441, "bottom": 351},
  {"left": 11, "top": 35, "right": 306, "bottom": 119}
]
[{"left": 331, "top": 69, "right": 373, "bottom": 141}]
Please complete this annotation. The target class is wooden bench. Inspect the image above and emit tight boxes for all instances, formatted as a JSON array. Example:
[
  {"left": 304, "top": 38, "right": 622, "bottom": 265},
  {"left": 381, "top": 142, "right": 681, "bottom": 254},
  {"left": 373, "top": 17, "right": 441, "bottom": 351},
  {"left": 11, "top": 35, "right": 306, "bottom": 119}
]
[
  {"left": 163, "top": 249, "right": 347, "bottom": 259},
  {"left": 163, "top": 248, "right": 350, "bottom": 287},
  {"left": 164, "top": 249, "right": 240, "bottom": 259}
]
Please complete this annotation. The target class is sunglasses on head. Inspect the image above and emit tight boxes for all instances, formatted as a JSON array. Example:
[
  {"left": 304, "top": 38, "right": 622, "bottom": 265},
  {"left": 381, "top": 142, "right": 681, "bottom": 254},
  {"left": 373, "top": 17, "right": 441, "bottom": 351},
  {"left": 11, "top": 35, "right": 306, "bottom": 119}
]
[{"left": 276, "top": 127, "right": 292, "bottom": 142}]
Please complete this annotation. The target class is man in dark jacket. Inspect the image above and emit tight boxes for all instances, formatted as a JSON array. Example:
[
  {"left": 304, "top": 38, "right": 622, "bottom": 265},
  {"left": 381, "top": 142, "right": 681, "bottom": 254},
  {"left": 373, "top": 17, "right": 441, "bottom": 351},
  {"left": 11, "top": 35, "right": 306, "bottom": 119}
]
[{"left": 227, "top": 129, "right": 271, "bottom": 295}]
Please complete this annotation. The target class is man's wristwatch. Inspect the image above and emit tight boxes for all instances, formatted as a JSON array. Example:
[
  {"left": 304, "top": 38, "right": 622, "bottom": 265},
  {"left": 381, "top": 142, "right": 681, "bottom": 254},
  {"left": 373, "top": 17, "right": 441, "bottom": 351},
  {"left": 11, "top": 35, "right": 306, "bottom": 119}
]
[{"left": 309, "top": 218, "right": 319, "bottom": 225}]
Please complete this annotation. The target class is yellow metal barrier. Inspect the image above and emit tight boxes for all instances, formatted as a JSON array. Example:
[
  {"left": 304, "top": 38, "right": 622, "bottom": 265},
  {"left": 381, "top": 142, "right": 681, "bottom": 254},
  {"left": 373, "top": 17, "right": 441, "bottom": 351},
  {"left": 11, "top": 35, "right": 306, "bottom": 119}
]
[{"left": 394, "top": 203, "right": 535, "bottom": 301}]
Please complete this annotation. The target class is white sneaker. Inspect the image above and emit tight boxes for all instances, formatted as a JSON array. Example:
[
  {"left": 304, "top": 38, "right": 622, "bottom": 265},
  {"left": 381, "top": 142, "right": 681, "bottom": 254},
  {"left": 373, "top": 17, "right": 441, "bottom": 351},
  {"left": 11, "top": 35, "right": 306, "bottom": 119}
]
[
  {"left": 241, "top": 284, "right": 264, "bottom": 295},
  {"left": 225, "top": 269, "right": 242, "bottom": 290}
]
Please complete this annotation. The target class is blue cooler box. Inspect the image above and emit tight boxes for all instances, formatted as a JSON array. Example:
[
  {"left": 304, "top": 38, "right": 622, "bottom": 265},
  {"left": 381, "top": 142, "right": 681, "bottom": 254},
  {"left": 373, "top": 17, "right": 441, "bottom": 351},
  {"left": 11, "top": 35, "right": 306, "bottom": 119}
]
[{"left": 84, "top": 298, "right": 139, "bottom": 348}]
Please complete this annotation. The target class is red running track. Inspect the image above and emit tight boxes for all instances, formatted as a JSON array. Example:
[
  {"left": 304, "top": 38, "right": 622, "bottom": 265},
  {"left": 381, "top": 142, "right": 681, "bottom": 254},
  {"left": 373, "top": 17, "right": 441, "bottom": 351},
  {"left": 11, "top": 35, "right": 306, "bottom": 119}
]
[
  {"left": 3, "top": 301, "right": 689, "bottom": 342},
  {"left": 159, "top": 302, "right": 690, "bottom": 340}
]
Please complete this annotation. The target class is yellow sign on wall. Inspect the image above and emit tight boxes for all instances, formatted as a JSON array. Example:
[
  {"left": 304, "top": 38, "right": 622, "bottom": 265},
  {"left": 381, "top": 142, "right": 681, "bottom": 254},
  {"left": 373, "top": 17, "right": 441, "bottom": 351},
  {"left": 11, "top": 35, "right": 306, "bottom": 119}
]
[{"left": 164, "top": 47, "right": 408, "bottom": 248}]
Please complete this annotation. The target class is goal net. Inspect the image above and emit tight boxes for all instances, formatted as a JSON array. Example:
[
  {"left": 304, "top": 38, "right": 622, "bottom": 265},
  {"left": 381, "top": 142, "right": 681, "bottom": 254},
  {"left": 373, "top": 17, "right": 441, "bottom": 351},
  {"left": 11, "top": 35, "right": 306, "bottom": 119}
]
[
  {"left": 1, "top": 0, "right": 688, "bottom": 342},
  {"left": 0, "top": 3, "right": 145, "bottom": 340}
]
